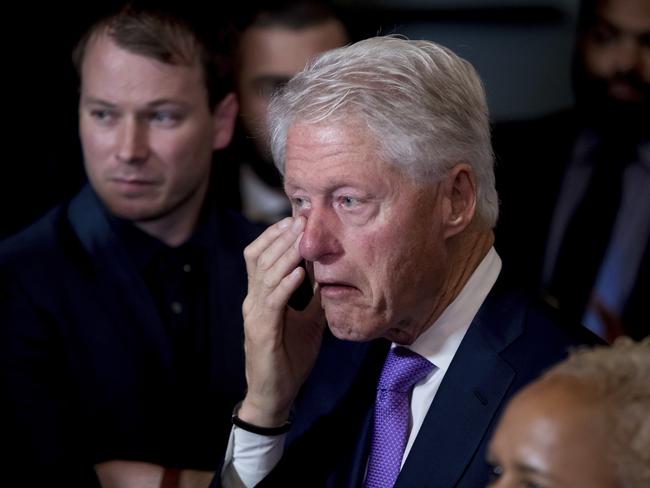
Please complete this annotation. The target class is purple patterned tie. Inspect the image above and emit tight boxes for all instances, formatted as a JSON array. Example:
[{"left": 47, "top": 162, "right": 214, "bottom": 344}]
[{"left": 364, "top": 347, "right": 433, "bottom": 488}]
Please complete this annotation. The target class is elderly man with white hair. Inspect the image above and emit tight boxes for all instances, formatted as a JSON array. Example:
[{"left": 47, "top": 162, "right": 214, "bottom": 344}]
[{"left": 219, "top": 36, "right": 601, "bottom": 488}]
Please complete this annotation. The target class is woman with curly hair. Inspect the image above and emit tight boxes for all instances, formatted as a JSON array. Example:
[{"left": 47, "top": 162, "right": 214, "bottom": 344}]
[{"left": 487, "top": 337, "right": 650, "bottom": 488}]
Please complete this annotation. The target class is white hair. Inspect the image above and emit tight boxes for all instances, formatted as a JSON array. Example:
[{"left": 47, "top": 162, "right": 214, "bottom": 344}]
[
  {"left": 544, "top": 337, "right": 650, "bottom": 488},
  {"left": 268, "top": 35, "right": 498, "bottom": 228}
]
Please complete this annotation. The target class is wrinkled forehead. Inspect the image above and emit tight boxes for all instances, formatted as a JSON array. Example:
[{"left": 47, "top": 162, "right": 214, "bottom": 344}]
[
  {"left": 285, "top": 120, "right": 384, "bottom": 164},
  {"left": 283, "top": 120, "right": 407, "bottom": 190}
]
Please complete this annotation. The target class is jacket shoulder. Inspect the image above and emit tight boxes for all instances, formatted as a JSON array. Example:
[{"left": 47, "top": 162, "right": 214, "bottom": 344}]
[
  {"left": 0, "top": 203, "right": 94, "bottom": 304},
  {"left": 0, "top": 205, "right": 78, "bottom": 267},
  {"left": 483, "top": 285, "right": 604, "bottom": 373}
]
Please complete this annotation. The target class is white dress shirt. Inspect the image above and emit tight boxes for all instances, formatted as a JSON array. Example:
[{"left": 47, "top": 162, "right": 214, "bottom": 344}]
[
  {"left": 240, "top": 164, "right": 291, "bottom": 225},
  {"left": 222, "top": 248, "right": 502, "bottom": 487}
]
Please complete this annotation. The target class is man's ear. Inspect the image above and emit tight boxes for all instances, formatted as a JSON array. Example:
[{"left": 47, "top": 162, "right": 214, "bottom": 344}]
[
  {"left": 212, "top": 92, "right": 238, "bottom": 150},
  {"left": 443, "top": 163, "right": 477, "bottom": 239}
]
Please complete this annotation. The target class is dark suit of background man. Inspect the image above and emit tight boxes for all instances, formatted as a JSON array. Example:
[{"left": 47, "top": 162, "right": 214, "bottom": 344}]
[
  {"left": 214, "top": 36, "right": 600, "bottom": 488},
  {"left": 494, "top": 0, "right": 649, "bottom": 342},
  {"left": 0, "top": 3, "right": 260, "bottom": 486}
]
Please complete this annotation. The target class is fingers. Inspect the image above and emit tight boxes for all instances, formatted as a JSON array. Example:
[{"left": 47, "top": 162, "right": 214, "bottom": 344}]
[
  {"left": 264, "top": 264, "right": 305, "bottom": 311},
  {"left": 240, "top": 219, "right": 320, "bottom": 425},
  {"left": 243, "top": 217, "right": 306, "bottom": 317},
  {"left": 243, "top": 217, "right": 293, "bottom": 268},
  {"left": 244, "top": 217, "right": 304, "bottom": 284}
]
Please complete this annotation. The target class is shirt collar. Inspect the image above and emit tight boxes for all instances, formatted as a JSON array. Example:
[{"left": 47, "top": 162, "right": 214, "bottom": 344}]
[
  {"left": 104, "top": 198, "right": 214, "bottom": 273},
  {"left": 402, "top": 247, "right": 502, "bottom": 373}
]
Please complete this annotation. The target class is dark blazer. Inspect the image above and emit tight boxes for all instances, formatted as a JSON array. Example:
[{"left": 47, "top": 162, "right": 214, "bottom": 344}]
[
  {"left": 492, "top": 110, "right": 649, "bottom": 339},
  {"left": 247, "top": 279, "right": 601, "bottom": 487},
  {"left": 0, "top": 185, "right": 261, "bottom": 486}
]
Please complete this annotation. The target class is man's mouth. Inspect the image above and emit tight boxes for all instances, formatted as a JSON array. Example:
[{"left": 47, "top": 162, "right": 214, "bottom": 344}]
[
  {"left": 317, "top": 280, "right": 359, "bottom": 299},
  {"left": 109, "top": 177, "right": 158, "bottom": 194},
  {"left": 609, "top": 80, "right": 644, "bottom": 102},
  {"left": 607, "top": 74, "right": 649, "bottom": 103},
  {"left": 111, "top": 176, "right": 155, "bottom": 184}
]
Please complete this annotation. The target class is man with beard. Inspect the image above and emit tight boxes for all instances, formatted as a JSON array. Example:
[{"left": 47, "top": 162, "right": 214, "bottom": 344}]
[
  {"left": 221, "top": 0, "right": 350, "bottom": 224},
  {"left": 493, "top": 0, "right": 649, "bottom": 342}
]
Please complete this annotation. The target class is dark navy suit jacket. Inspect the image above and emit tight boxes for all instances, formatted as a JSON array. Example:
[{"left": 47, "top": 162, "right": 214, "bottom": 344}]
[
  {"left": 240, "top": 279, "right": 601, "bottom": 487},
  {"left": 492, "top": 110, "right": 649, "bottom": 339},
  {"left": 0, "top": 185, "right": 261, "bottom": 486}
]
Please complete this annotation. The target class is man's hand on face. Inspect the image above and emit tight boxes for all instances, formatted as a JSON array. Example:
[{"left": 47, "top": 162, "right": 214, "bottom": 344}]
[{"left": 239, "top": 216, "right": 326, "bottom": 427}]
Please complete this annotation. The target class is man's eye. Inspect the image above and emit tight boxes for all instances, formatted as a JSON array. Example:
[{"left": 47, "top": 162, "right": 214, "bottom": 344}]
[
  {"left": 150, "top": 111, "right": 181, "bottom": 125},
  {"left": 486, "top": 463, "right": 503, "bottom": 484},
  {"left": 90, "top": 109, "right": 114, "bottom": 121},
  {"left": 590, "top": 24, "right": 618, "bottom": 45},
  {"left": 292, "top": 197, "right": 309, "bottom": 208},
  {"left": 340, "top": 196, "right": 360, "bottom": 208}
]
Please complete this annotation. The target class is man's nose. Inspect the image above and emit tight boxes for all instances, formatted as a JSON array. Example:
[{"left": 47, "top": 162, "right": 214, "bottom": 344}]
[
  {"left": 116, "top": 118, "right": 149, "bottom": 164},
  {"left": 298, "top": 207, "right": 342, "bottom": 263}
]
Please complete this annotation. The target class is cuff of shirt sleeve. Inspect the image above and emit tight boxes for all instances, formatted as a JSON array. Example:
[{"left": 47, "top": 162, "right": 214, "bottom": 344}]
[{"left": 221, "top": 426, "right": 286, "bottom": 488}]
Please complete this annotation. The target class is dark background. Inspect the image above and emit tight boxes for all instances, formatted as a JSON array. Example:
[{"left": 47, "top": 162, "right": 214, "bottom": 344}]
[{"left": 2, "top": 1, "right": 579, "bottom": 239}]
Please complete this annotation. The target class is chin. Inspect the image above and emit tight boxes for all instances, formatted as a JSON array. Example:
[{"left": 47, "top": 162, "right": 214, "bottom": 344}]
[
  {"left": 104, "top": 197, "right": 166, "bottom": 222},
  {"left": 326, "top": 313, "right": 386, "bottom": 343},
  {"left": 108, "top": 206, "right": 160, "bottom": 222}
]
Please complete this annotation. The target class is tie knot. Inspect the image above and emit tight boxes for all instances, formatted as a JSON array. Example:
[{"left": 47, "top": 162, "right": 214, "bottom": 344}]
[{"left": 378, "top": 347, "right": 433, "bottom": 392}]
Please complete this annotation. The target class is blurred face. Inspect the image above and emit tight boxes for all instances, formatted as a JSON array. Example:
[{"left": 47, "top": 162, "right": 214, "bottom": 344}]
[
  {"left": 236, "top": 20, "right": 348, "bottom": 161},
  {"left": 284, "top": 122, "right": 452, "bottom": 345},
  {"left": 79, "top": 34, "right": 229, "bottom": 241},
  {"left": 487, "top": 378, "right": 618, "bottom": 488},
  {"left": 576, "top": 0, "right": 650, "bottom": 123}
]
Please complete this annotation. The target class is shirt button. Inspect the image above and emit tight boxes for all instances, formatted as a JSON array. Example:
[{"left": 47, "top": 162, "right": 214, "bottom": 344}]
[
  {"left": 171, "top": 301, "right": 183, "bottom": 314},
  {"left": 183, "top": 264, "right": 192, "bottom": 273}
]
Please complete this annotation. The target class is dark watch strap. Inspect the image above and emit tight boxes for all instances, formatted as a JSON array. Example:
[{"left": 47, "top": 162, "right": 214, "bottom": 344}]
[{"left": 231, "top": 401, "right": 292, "bottom": 436}]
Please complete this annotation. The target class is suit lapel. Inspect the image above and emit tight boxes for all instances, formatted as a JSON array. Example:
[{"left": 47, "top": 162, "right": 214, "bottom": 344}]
[
  {"left": 327, "top": 340, "right": 389, "bottom": 488},
  {"left": 340, "top": 407, "right": 373, "bottom": 488},
  {"left": 277, "top": 336, "right": 387, "bottom": 488},
  {"left": 396, "top": 286, "right": 524, "bottom": 488},
  {"left": 291, "top": 333, "right": 378, "bottom": 441}
]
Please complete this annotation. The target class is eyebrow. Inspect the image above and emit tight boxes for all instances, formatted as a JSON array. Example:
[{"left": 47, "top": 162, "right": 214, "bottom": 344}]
[{"left": 80, "top": 96, "right": 190, "bottom": 109}]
